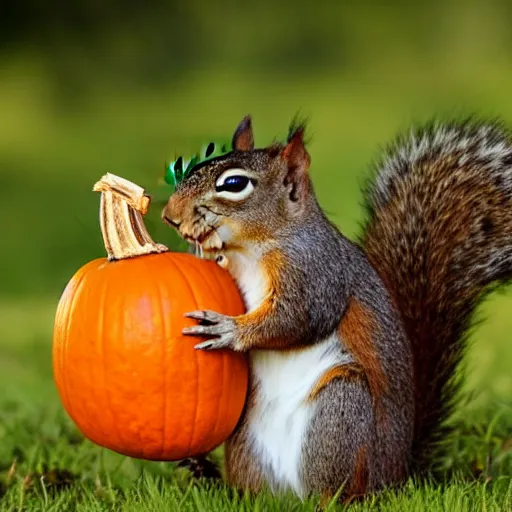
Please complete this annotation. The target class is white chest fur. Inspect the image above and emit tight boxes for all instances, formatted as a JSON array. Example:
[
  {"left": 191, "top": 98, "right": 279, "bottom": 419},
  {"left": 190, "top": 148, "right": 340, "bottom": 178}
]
[
  {"left": 225, "top": 248, "right": 269, "bottom": 312},
  {"left": 248, "top": 336, "right": 352, "bottom": 497},
  {"left": 224, "top": 247, "right": 352, "bottom": 496}
]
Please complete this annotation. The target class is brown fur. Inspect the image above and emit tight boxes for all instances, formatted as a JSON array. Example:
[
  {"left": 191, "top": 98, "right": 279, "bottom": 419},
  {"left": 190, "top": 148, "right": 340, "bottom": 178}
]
[
  {"left": 346, "top": 446, "right": 369, "bottom": 498},
  {"left": 338, "top": 299, "right": 388, "bottom": 415},
  {"left": 232, "top": 115, "right": 255, "bottom": 151},
  {"left": 318, "top": 491, "right": 335, "bottom": 510},
  {"left": 281, "top": 127, "right": 312, "bottom": 203},
  {"left": 307, "top": 363, "right": 366, "bottom": 402},
  {"left": 225, "top": 217, "right": 274, "bottom": 246},
  {"left": 235, "top": 249, "right": 299, "bottom": 350}
]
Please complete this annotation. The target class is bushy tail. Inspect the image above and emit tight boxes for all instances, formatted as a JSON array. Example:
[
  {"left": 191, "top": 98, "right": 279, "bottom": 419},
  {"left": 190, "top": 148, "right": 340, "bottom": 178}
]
[{"left": 360, "top": 118, "right": 512, "bottom": 470}]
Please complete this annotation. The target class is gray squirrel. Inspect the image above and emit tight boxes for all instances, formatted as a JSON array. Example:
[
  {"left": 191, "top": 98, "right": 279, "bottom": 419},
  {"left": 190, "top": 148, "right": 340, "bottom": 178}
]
[{"left": 162, "top": 115, "right": 512, "bottom": 501}]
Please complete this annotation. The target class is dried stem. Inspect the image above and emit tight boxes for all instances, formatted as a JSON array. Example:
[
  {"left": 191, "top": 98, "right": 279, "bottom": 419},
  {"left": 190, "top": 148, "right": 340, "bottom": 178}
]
[{"left": 93, "top": 173, "right": 168, "bottom": 261}]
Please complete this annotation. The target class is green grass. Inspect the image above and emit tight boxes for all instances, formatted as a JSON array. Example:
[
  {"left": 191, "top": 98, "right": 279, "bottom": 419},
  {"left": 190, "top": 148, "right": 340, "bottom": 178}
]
[
  {"left": 0, "top": 388, "right": 510, "bottom": 511},
  {"left": 0, "top": 371, "right": 511, "bottom": 512}
]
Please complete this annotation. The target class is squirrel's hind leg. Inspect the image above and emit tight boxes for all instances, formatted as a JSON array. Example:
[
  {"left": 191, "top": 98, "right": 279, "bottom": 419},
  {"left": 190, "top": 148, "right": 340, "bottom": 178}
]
[
  {"left": 223, "top": 420, "right": 268, "bottom": 494},
  {"left": 301, "top": 377, "right": 376, "bottom": 499},
  {"left": 301, "top": 377, "right": 408, "bottom": 501}
]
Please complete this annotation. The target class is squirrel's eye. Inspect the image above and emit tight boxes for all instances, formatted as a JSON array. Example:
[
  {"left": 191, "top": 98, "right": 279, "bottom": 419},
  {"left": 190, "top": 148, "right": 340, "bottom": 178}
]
[
  {"left": 215, "top": 170, "right": 255, "bottom": 201},
  {"left": 216, "top": 175, "right": 249, "bottom": 193}
]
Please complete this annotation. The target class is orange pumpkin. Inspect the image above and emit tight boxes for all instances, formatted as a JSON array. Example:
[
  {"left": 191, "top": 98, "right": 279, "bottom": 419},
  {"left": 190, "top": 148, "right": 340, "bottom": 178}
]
[{"left": 52, "top": 173, "right": 248, "bottom": 461}]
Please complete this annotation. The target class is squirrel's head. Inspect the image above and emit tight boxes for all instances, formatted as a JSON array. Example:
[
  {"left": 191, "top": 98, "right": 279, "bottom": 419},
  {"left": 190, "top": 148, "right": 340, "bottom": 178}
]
[{"left": 162, "top": 115, "right": 313, "bottom": 253}]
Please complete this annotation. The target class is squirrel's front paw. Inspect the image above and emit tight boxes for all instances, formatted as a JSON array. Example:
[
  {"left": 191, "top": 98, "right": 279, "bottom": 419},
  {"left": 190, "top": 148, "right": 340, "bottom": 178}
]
[{"left": 182, "top": 310, "right": 239, "bottom": 351}]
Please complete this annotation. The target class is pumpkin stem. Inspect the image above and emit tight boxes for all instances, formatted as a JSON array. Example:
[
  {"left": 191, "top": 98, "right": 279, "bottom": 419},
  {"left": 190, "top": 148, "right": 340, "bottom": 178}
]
[{"left": 93, "top": 173, "right": 168, "bottom": 261}]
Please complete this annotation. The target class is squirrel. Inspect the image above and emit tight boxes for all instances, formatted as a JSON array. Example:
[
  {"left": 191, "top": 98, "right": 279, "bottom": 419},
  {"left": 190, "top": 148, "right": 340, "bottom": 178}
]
[{"left": 161, "top": 115, "right": 512, "bottom": 501}]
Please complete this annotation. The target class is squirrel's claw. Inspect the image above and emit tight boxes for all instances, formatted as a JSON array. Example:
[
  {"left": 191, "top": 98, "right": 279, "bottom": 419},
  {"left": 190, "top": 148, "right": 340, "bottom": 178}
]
[
  {"left": 193, "top": 335, "right": 234, "bottom": 351},
  {"left": 184, "top": 309, "right": 225, "bottom": 325},
  {"left": 182, "top": 310, "right": 238, "bottom": 350}
]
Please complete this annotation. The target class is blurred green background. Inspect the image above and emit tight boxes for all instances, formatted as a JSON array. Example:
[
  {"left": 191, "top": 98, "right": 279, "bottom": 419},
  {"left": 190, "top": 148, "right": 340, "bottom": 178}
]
[{"left": 1, "top": 0, "right": 511, "bottom": 416}]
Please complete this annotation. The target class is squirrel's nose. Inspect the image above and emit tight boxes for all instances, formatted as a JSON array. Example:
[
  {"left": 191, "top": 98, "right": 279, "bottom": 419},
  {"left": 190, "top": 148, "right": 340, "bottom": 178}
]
[
  {"left": 161, "top": 212, "right": 181, "bottom": 228},
  {"left": 161, "top": 201, "right": 181, "bottom": 228},
  {"left": 162, "top": 193, "right": 189, "bottom": 230},
  {"left": 162, "top": 194, "right": 181, "bottom": 228}
]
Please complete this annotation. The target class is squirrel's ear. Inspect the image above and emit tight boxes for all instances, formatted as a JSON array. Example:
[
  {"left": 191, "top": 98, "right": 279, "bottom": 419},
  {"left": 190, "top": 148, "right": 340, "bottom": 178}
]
[
  {"left": 281, "top": 126, "right": 311, "bottom": 203},
  {"left": 232, "top": 115, "right": 254, "bottom": 151}
]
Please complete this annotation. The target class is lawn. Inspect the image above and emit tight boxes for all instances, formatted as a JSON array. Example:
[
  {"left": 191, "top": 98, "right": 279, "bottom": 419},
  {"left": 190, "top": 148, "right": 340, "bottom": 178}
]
[{"left": 2, "top": 27, "right": 512, "bottom": 509}]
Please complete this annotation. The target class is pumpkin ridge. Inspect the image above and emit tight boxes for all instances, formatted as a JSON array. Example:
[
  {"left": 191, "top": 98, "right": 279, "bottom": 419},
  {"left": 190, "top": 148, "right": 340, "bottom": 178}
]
[
  {"left": 143, "top": 255, "right": 170, "bottom": 458},
  {"left": 124, "top": 266, "right": 149, "bottom": 453},
  {"left": 191, "top": 259, "right": 226, "bottom": 445},
  {"left": 59, "top": 267, "right": 88, "bottom": 429},
  {"left": 57, "top": 280, "right": 74, "bottom": 424},
  {"left": 214, "top": 266, "right": 236, "bottom": 440},
  {"left": 210, "top": 264, "right": 239, "bottom": 441},
  {"left": 98, "top": 272, "right": 123, "bottom": 450},
  {"left": 170, "top": 256, "right": 202, "bottom": 455}
]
